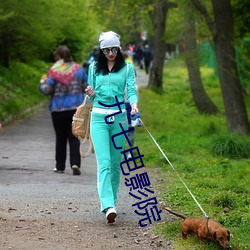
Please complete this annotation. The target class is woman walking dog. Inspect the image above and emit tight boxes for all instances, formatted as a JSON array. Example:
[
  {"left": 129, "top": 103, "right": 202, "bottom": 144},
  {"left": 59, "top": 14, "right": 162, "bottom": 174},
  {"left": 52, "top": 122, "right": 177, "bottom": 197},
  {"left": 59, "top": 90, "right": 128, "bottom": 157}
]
[{"left": 85, "top": 31, "right": 138, "bottom": 223}]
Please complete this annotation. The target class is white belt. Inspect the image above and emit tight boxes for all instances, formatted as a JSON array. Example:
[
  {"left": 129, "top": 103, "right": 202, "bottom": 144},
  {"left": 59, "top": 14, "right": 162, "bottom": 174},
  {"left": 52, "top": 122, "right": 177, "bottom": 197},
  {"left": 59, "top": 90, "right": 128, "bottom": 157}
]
[{"left": 92, "top": 107, "right": 126, "bottom": 114}]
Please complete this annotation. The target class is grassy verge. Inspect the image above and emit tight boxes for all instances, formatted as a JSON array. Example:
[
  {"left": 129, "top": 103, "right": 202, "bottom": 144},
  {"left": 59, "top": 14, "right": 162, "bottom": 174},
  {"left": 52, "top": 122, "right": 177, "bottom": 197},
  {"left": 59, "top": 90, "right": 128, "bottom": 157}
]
[
  {"left": 1, "top": 58, "right": 249, "bottom": 249},
  {"left": 0, "top": 60, "right": 50, "bottom": 125},
  {"left": 136, "top": 59, "right": 250, "bottom": 250}
]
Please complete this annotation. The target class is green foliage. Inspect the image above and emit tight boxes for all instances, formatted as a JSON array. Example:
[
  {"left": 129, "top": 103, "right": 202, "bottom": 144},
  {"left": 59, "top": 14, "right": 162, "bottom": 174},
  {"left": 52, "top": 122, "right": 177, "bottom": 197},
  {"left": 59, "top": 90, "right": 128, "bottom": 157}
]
[
  {"left": 232, "top": 0, "right": 250, "bottom": 39},
  {"left": 0, "top": 60, "right": 49, "bottom": 122},
  {"left": 0, "top": 0, "right": 100, "bottom": 66},
  {"left": 165, "top": 2, "right": 184, "bottom": 44},
  {"left": 236, "top": 37, "right": 250, "bottom": 95},
  {"left": 164, "top": 0, "right": 213, "bottom": 45},
  {"left": 210, "top": 191, "right": 238, "bottom": 209},
  {"left": 210, "top": 134, "right": 250, "bottom": 159},
  {"left": 92, "top": 0, "right": 156, "bottom": 46},
  {"left": 136, "top": 58, "right": 250, "bottom": 249}
]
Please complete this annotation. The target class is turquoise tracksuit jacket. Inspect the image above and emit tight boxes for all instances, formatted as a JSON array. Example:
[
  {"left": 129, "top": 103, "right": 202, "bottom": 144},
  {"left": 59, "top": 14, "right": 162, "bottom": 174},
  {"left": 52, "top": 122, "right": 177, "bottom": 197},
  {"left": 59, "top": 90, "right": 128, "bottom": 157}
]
[{"left": 87, "top": 62, "right": 138, "bottom": 109}]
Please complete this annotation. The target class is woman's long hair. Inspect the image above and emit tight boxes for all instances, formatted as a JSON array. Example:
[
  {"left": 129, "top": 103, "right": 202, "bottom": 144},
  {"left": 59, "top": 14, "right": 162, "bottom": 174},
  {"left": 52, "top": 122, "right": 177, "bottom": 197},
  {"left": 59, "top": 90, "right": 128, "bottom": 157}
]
[{"left": 95, "top": 48, "right": 126, "bottom": 75}]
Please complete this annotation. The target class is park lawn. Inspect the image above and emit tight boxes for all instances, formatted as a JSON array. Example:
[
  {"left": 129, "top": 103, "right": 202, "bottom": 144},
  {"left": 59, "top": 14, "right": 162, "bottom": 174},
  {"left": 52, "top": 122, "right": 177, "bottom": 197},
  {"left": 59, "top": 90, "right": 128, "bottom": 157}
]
[
  {"left": 0, "top": 57, "right": 249, "bottom": 249},
  {"left": 136, "top": 58, "right": 250, "bottom": 250}
]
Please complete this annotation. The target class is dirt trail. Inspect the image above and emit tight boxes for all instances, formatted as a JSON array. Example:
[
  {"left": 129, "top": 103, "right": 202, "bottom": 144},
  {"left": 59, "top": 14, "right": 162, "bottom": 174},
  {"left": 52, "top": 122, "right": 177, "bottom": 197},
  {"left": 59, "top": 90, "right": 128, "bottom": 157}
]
[{"left": 0, "top": 70, "right": 173, "bottom": 250}]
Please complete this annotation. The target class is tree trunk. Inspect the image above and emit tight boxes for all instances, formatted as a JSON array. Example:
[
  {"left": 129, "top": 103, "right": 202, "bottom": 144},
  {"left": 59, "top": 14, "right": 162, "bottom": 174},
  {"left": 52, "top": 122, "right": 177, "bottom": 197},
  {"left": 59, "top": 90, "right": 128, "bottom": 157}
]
[
  {"left": 212, "top": 0, "right": 250, "bottom": 134},
  {"left": 191, "top": 0, "right": 250, "bottom": 134},
  {"left": 184, "top": 4, "right": 218, "bottom": 114},
  {"left": 148, "top": 0, "right": 169, "bottom": 90}
]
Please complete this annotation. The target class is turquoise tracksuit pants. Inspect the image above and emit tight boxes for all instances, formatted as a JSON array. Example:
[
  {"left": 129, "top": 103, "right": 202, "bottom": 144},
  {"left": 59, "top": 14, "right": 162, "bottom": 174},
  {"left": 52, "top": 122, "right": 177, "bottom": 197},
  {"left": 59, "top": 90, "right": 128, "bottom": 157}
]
[{"left": 90, "top": 110, "right": 128, "bottom": 212}]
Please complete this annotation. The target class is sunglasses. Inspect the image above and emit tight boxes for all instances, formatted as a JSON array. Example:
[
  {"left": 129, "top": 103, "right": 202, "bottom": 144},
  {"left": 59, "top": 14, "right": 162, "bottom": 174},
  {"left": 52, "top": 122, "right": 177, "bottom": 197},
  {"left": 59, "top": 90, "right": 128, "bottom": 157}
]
[{"left": 102, "top": 47, "right": 119, "bottom": 55}]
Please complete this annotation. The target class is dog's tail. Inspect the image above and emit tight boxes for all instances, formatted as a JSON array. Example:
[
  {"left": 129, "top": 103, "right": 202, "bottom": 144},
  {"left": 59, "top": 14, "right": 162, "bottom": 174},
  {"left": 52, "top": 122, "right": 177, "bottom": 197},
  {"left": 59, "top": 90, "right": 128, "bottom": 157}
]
[{"left": 161, "top": 206, "right": 187, "bottom": 220}]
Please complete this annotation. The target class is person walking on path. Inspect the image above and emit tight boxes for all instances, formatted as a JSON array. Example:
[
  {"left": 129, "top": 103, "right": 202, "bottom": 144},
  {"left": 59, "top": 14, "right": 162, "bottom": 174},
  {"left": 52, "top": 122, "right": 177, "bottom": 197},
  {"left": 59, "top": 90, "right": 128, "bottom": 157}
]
[
  {"left": 85, "top": 31, "right": 138, "bottom": 223},
  {"left": 39, "top": 45, "right": 88, "bottom": 176},
  {"left": 143, "top": 44, "right": 153, "bottom": 75}
]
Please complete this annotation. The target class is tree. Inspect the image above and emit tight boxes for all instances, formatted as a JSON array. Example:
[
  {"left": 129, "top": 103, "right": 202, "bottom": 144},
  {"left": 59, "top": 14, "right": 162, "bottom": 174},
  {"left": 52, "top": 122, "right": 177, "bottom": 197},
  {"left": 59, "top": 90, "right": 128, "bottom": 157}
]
[
  {"left": 184, "top": 1, "right": 218, "bottom": 114},
  {"left": 148, "top": 0, "right": 177, "bottom": 89},
  {"left": 232, "top": 0, "right": 250, "bottom": 40},
  {"left": 91, "top": 0, "right": 156, "bottom": 48},
  {"left": 191, "top": 0, "right": 250, "bottom": 134},
  {"left": 232, "top": 0, "right": 250, "bottom": 96},
  {"left": 0, "top": 0, "right": 98, "bottom": 66}
]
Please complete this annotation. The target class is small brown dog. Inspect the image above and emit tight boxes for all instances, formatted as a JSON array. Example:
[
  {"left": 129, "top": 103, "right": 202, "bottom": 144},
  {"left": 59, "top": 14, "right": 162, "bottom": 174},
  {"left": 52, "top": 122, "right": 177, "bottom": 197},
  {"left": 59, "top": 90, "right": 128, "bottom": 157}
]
[{"left": 162, "top": 206, "right": 231, "bottom": 249}]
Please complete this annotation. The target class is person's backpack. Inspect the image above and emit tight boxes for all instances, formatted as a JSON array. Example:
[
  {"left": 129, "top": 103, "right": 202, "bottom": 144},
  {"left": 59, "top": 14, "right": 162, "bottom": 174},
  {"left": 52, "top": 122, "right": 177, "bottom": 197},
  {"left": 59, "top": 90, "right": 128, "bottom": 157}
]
[{"left": 72, "top": 95, "right": 93, "bottom": 158}]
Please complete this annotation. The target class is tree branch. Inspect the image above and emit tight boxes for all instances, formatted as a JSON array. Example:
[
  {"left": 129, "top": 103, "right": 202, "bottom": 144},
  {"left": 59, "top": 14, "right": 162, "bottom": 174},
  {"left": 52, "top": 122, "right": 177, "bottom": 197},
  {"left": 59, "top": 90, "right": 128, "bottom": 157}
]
[{"left": 190, "top": 0, "right": 216, "bottom": 37}]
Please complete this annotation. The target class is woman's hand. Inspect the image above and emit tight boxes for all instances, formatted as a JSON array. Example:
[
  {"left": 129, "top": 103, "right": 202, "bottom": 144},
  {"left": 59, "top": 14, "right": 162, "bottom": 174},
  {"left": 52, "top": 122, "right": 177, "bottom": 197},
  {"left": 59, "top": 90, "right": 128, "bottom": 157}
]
[
  {"left": 40, "top": 74, "right": 47, "bottom": 83},
  {"left": 131, "top": 103, "right": 138, "bottom": 116},
  {"left": 85, "top": 86, "right": 95, "bottom": 97}
]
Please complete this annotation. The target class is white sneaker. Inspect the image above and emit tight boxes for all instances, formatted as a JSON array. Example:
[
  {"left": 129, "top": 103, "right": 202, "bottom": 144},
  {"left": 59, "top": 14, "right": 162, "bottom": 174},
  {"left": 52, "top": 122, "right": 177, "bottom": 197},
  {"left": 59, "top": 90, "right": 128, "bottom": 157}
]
[
  {"left": 105, "top": 207, "right": 117, "bottom": 223},
  {"left": 53, "top": 168, "right": 64, "bottom": 173},
  {"left": 72, "top": 165, "right": 81, "bottom": 175},
  {"left": 127, "top": 152, "right": 132, "bottom": 159}
]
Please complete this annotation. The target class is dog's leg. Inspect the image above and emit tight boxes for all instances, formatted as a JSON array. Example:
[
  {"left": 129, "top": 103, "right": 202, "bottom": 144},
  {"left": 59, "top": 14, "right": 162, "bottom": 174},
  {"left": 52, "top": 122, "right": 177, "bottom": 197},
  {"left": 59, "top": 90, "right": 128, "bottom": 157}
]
[{"left": 181, "top": 231, "right": 188, "bottom": 240}]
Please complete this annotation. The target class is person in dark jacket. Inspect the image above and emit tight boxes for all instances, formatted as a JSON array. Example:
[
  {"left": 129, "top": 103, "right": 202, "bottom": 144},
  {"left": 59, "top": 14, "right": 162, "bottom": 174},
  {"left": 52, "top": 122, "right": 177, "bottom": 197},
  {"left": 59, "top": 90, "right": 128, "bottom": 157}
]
[{"left": 143, "top": 44, "right": 152, "bottom": 74}]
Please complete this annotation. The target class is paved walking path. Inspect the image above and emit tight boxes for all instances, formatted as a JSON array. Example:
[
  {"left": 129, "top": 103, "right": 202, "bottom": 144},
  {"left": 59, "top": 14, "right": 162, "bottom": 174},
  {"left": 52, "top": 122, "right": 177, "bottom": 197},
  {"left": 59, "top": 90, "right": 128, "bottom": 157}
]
[
  {"left": 0, "top": 70, "right": 171, "bottom": 249},
  {"left": 0, "top": 68, "right": 149, "bottom": 222}
]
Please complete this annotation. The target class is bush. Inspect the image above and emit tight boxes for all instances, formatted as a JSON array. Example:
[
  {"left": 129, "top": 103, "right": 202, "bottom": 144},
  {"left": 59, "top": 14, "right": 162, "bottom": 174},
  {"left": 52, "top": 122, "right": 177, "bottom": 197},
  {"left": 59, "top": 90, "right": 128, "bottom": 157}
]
[
  {"left": 210, "top": 191, "right": 237, "bottom": 209},
  {"left": 0, "top": 60, "right": 49, "bottom": 123},
  {"left": 210, "top": 135, "right": 250, "bottom": 159}
]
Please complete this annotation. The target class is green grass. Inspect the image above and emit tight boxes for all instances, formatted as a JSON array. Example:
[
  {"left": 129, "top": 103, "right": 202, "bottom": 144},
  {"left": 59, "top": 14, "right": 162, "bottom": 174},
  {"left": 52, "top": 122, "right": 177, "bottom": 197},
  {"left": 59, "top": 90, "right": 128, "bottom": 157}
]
[
  {"left": 1, "top": 57, "right": 249, "bottom": 249},
  {"left": 0, "top": 60, "right": 50, "bottom": 123},
  {"left": 136, "top": 59, "right": 250, "bottom": 250}
]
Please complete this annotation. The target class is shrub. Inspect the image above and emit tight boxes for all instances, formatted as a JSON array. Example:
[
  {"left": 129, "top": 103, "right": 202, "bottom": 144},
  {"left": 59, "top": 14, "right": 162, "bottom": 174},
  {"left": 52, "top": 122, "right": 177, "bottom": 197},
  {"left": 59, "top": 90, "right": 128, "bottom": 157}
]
[
  {"left": 210, "top": 191, "right": 237, "bottom": 209},
  {"left": 210, "top": 135, "right": 250, "bottom": 158}
]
